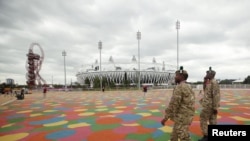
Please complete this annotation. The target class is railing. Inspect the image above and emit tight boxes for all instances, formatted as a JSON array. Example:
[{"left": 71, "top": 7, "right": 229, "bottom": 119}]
[
  {"left": 41, "top": 84, "right": 250, "bottom": 91},
  {"left": 219, "top": 84, "right": 250, "bottom": 89},
  {"left": 152, "top": 84, "right": 250, "bottom": 90}
]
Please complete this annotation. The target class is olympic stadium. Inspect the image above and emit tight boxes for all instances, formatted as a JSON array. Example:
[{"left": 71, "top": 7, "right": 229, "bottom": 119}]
[{"left": 76, "top": 55, "right": 176, "bottom": 87}]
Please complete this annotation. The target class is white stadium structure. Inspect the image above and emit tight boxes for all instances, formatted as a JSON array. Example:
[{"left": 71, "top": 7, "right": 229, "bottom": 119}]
[{"left": 76, "top": 56, "right": 176, "bottom": 87}]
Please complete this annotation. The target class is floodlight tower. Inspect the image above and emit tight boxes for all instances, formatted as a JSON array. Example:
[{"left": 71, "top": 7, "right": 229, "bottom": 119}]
[
  {"left": 62, "top": 50, "right": 67, "bottom": 91},
  {"left": 98, "top": 41, "right": 102, "bottom": 91},
  {"left": 176, "top": 20, "right": 180, "bottom": 69},
  {"left": 137, "top": 31, "right": 141, "bottom": 90}
]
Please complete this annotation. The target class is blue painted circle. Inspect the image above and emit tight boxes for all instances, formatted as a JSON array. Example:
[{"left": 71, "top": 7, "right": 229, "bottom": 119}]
[
  {"left": 46, "top": 130, "right": 75, "bottom": 139},
  {"left": 117, "top": 114, "right": 142, "bottom": 121}
]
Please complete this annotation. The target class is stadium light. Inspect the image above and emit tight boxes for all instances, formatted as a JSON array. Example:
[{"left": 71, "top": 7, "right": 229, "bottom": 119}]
[
  {"left": 62, "top": 50, "right": 67, "bottom": 91},
  {"left": 98, "top": 41, "right": 102, "bottom": 91},
  {"left": 137, "top": 31, "right": 141, "bottom": 90},
  {"left": 176, "top": 20, "right": 180, "bottom": 69}
]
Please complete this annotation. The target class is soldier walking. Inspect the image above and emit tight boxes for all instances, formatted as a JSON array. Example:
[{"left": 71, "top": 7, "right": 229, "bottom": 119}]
[
  {"left": 161, "top": 66, "right": 195, "bottom": 141},
  {"left": 198, "top": 67, "right": 220, "bottom": 141}
]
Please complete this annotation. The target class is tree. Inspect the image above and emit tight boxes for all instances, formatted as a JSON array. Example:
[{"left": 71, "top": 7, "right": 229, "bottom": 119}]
[
  {"left": 219, "top": 79, "right": 234, "bottom": 84},
  {"left": 85, "top": 78, "right": 90, "bottom": 86},
  {"left": 123, "top": 72, "right": 130, "bottom": 88},
  {"left": 102, "top": 77, "right": 108, "bottom": 88},
  {"left": 93, "top": 76, "right": 100, "bottom": 88},
  {"left": 243, "top": 75, "right": 250, "bottom": 84},
  {"left": 109, "top": 80, "right": 116, "bottom": 88}
]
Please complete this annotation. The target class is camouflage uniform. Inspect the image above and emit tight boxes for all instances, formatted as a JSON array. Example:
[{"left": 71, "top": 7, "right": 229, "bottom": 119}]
[
  {"left": 199, "top": 78, "right": 220, "bottom": 136},
  {"left": 164, "top": 82, "right": 195, "bottom": 141}
]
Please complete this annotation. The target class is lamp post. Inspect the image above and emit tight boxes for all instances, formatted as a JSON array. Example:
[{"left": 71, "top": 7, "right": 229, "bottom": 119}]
[
  {"left": 98, "top": 41, "right": 102, "bottom": 91},
  {"left": 137, "top": 31, "right": 141, "bottom": 90},
  {"left": 176, "top": 20, "right": 180, "bottom": 70},
  {"left": 62, "top": 50, "right": 67, "bottom": 91}
]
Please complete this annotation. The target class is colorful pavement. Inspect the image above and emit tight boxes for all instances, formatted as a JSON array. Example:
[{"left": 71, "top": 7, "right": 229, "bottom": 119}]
[{"left": 0, "top": 89, "right": 249, "bottom": 141}]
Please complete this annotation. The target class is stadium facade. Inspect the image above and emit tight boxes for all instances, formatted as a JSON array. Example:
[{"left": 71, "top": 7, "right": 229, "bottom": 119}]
[{"left": 76, "top": 56, "right": 176, "bottom": 87}]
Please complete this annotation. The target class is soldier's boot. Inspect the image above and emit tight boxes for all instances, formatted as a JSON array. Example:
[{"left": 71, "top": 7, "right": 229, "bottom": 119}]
[{"left": 198, "top": 135, "right": 208, "bottom": 141}]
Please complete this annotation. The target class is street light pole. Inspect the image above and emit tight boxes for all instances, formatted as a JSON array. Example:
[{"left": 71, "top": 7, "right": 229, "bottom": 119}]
[
  {"left": 176, "top": 20, "right": 180, "bottom": 70},
  {"left": 62, "top": 50, "right": 67, "bottom": 91},
  {"left": 98, "top": 41, "right": 102, "bottom": 92},
  {"left": 137, "top": 31, "right": 141, "bottom": 90}
]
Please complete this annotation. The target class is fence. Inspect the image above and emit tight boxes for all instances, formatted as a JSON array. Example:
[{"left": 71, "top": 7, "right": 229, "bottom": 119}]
[
  {"left": 153, "top": 84, "right": 250, "bottom": 90},
  {"left": 219, "top": 84, "right": 250, "bottom": 89}
]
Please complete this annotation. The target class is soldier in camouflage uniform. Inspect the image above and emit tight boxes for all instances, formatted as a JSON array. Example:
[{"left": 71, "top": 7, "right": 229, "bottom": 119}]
[
  {"left": 198, "top": 67, "right": 220, "bottom": 141},
  {"left": 161, "top": 66, "right": 195, "bottom": 141}
]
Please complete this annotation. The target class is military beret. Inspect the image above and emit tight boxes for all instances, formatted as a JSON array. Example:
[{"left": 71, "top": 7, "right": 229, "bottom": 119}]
[
  {"left": 206, "top": 66, "right": 216, "bottom": 75},
  {"left": 176, "top": 66, "right": 188, "bottom": 75}
]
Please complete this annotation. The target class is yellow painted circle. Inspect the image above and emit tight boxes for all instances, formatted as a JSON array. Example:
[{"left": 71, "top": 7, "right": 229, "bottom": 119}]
[
  {"left": 115, "top": 106, "right": 127, "bottom": 109},
  {"left": 0, "top": 133, "right": 29, "bottom": 141},
  {"left": 96, "top": 108, "right": 108, "bottom": 111},
  {"left": 17, "top": 110, "right": 33, "bottom": 113},
  {"left": 1, "top": 123, "right": 15, "bottom": 128},
  {"left": 78, "top": 112, "right": 95, "bottom": 116},
  {"left": 43, "top": 120, "right": 68, "bottom": 127},
  {"left": 68, "top": 123, "right": 90, "bottom": 128},
  {"left": 43, "top": 110, "right": 58, "bottom": 112},
  {"left": 96, "top": 105, "right": 107, "bottom": 108},
  {"left": 109, "top": 110, "right": 123, "bottom": 113},
  {"left": 30, "top": 113, "right": 43, "bottom": 117},
  {"left": 122, "top": 123, "right": 139, "bottom": 126},
  {"left": 137, "top": 113, "right": 151, "bottom": 117}
]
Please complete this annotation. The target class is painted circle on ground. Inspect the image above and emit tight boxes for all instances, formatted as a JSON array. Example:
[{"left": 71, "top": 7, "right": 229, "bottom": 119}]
[
  {"left": 46, "top": 130, "right": 75, "bottom": 140},
  {"left": 96, "top": 117, "right": 122, "bottom": 124},
  {"left": 117, "top": 114, "right": 142, "bottom": 121},
  {"left": 68, "top": 122, "right": 90, "bottom": 128},
  {"left": 137, "top": 113, "right": 152, "bottom": 117},
  {"left": 87, "top": 130, "right": 125, "bottom": 141},
  {"left": 109, "top": 110, "right": 123, "bottom": 113},
  {"left": 0, "top": 133, "right": 29, "bottom": 140},
  {"left": 95, "top": 108, "right": 108, "bottom": 111},
  {"left": 113, "top": 126, "right": 137, "bottom": 134},
  {"left": 30, "top": 113, "right": 43, "bottom": 117},
  {"left": 17, "top": 110, "right": 33, "bottom": 113},
  {"left": 29, "top": 117, "right": 64, "bottom": 125},
  {"left": 1, "top": 123, "right": 15, "bottom": 128},
  {"left": 74, "top": 108, "right": 87, "bottom": 112},
  {"left": 115, "top": 106, "right": 127, "bottom": 109},
  {"left": 227, "top": 103, "right": 239, "bottom": 105},
  {"left": 43, "top": 120, "right": 68, "bottom": 127},
  {"left": 78, "top": 112, "right": 95, "bottom": 116},
  {"left": 96, "top": 105, "right": 107, "bottom": 108}
]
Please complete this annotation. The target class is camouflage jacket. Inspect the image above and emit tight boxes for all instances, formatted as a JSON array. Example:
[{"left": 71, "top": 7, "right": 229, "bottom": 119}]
[
  {"left": 200, "top": 79, "right": 220, "bottom": 109},
  {"left": 164, "top": 82, "right": 195, "bottom": 125}
]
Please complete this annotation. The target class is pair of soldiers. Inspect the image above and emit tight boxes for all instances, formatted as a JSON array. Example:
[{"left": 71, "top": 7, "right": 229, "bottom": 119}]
[{"left": 161, "top": 66, "right": 220, "bottom": 141}]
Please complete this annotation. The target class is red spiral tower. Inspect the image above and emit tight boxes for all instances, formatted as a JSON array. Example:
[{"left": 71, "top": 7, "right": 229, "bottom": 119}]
[{"left": 26, "top": 43, "right": 46, "bottom": 89}]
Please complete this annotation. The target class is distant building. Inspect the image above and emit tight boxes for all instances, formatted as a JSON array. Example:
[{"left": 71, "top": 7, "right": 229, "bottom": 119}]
[
  {"left": 6, "top": 78, "right": 14, "bottom": 85},
  {"left": 232, "top": 79, "right": 244, "bottom": 84}
]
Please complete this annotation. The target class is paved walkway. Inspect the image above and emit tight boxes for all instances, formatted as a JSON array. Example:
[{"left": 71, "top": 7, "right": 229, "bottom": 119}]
[
  {"left": 0, "top": 89, "right": 249, "bottom": 141},
  {"left": 0, "top": 94, "right": 16, "bottom": 106}
]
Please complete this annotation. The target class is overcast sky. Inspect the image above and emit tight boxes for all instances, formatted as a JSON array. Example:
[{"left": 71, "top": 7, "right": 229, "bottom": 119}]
[{"left": 0, "top": 0, "right": 249, "bottom": 85}]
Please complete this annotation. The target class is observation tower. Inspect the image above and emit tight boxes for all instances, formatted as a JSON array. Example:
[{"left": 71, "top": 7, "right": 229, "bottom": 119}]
[{"left": 26, "top": 43, "right": 46, "bottom": 88}]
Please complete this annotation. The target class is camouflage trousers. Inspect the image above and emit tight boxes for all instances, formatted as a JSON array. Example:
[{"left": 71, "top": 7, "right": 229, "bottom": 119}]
[
  {"left": 200, "top": 108, "right": 217, "bottom": 136},
  {"left": 170, "top": 123, "right": 191, "bottom": 141}
]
